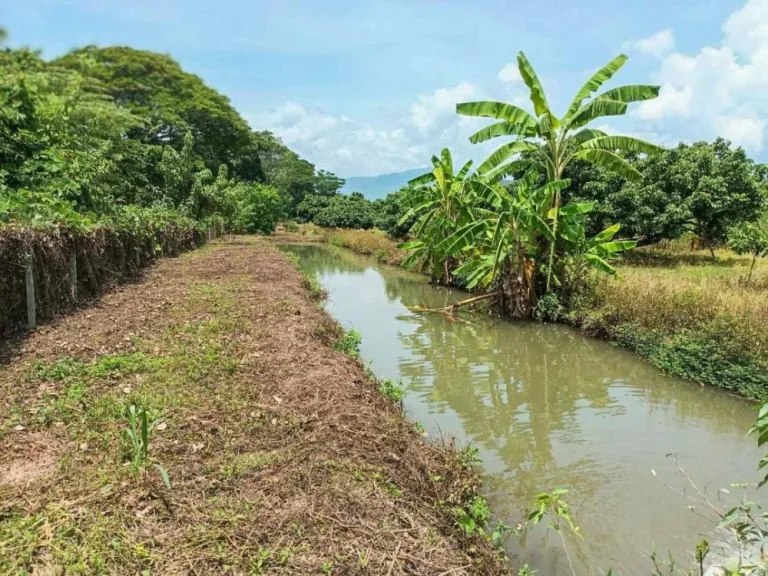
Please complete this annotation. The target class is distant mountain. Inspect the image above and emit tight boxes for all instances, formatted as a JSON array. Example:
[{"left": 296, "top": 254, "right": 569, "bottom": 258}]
[{"left": 341, "top": 167, "right": 428, "bottom": 200}]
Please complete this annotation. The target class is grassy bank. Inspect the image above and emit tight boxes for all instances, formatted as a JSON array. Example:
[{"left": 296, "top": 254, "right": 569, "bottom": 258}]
[
  {"left": 0, "top": 237, "right": 507, "bottom": 575},
  {"left": 570, "top": 246, "right": 768, "bottom": 401},
  {"left": 326, "top": 229, "right": 406, "bottom": 266}
]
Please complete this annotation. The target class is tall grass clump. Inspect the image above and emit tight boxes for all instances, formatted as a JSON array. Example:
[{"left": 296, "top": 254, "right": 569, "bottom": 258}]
[
  {"left": 571, "top": 247, "right": 768, "bottom": 400},
  {"left": 326, "top": 229, "right": 405, "bottom": 266}
]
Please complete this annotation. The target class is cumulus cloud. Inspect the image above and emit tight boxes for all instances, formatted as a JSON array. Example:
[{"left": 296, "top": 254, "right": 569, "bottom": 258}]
[
  {"left": 630, "top": 29, "right": 674, "bottom": 58},
  {"left": 632, "top": 0, "right": 768, "bottom": 154},
  {"left": 251, "top": 81, "right": 493, "bottom": 176},
  {"left": 409, "top": 82, "right": 478, "bottom": 132},
  {"left": 497, "top": 62, "right": 520, "bottom": 83}
]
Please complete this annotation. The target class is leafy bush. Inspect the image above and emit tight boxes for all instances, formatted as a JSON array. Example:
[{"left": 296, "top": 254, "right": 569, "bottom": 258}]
[
  {"left": 729, "top": 213, "right": 768, "bottom": 285},
  {"left": 313, "top": 193, "right": 375, "bottom": 229},
  {"left": 230, "top": 183, "right": 282, "bottom": 234}
]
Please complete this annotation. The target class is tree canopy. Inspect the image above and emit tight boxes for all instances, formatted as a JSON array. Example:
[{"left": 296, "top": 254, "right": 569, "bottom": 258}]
[{"left": 566, "top": 138, "right": 768, "bottom": 247}]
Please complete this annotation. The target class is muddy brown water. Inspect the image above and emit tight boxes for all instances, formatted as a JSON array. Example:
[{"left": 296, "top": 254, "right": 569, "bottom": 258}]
[{"left": 282, "top": 243, "right": 764, "bottom": 575}]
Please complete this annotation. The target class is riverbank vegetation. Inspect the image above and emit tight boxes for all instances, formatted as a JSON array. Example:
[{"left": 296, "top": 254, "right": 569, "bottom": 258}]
[{"left": 282, "top": 51, "right": 768, "bottom": 401}]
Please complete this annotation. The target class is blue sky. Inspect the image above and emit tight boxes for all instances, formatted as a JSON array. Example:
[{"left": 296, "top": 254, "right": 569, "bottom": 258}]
[{"left": 5, "top": 0, "right": 767, "bottom": 176}]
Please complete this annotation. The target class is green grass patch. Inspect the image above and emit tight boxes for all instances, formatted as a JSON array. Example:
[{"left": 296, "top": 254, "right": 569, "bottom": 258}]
[{"left": 333, "top": 328, "right": 362, "bottom": 358}]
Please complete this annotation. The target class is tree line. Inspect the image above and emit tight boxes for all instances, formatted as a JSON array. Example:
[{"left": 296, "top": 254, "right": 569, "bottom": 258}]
[{"left": 0, "top": 32, "right": 346, "bottom": 233}]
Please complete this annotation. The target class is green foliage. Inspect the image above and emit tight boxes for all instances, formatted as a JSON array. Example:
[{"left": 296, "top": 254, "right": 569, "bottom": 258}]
[
  {"left": 372, "top": 190, "right": 412, "bottom": 239},
  {"left": 455, "top": 495, "right": 491, "bottom": 535},
  {"left": 729, "top": 213, "right": 768, "bottom": 285},
  {"left": 526, "top": 489, "right": 581, "bottom": 576},
  {"left": 399, "top": 149, "right": 476, "bottom": 283},
  {"left": 378, "top": 378, "right": 405, "bottom": 404},
  {"left": 333, "top": 328, "right": 362, "bottom": 358},
  {"left": 313, "top": 193, "right": 377, "bottom": 229},
  {"left": 122, "top": 404, "right": 171, "bottom": 489},
  {"left": 230, "top": 183, "right": 282, "bottom": 234},
  {"left": 607, "top": 323, "right": 768, "bottom": 401},
  {"left": 314, "top": 169, "right": 345, "bottom": 197},
  {"left": 568, "top": 139, "right": 768, "bottom": 248},
  {"left": 301, "top": 273, "right": 326, "bottom": 300},
  {"left": 534, "top": 293, "right": 563, "bottom": 322},
  {"left": 456, "top": 51, "right": 659, "bottom": 184},
  {"left": 0, "top": 38, "right": 324, "bottom": 239},
  {"left": 54, "top": 46, "right": 253, "bottom": 176}
]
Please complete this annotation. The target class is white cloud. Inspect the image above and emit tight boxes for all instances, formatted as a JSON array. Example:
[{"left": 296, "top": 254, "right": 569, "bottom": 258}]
[
  {"left": 631, "top": 29, "right": 674, "bottom": 58},
  {"left": 498, "top": 62, "right": 520, "bottom": 83},
  {"left": 409, "top": 82, "right": 478, "bottom": 132},
  {"left": 631, "top": 0, "right": 768, "bottom": 154},
  {"left": 251, "top": 81, "right": 493, "bottom": 176}
]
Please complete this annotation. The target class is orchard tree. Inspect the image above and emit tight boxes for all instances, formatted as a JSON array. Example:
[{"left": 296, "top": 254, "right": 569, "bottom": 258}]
[
  {"left": 314, "top": 169, "right": 345, "bottom": 196},
  {"left": 729, "top": 213, "right": 768, "bottom": 285}
]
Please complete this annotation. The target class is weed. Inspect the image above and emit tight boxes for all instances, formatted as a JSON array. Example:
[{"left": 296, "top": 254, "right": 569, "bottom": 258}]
[
  {"left": 301, "top": 273, "right": 326, "bottom": 300},
  {"left": 284, "top": 251, "right": 301, "bottom": 267},
  {"left": 321, "top": 561, "right": 334, "bottom": 575},
  {"left": 33, "top": 356, "right": 83, "bottom": 381},
  {"left": 455, "top": 495, "right": 490, "bottom": 535},
  {"left": 333, "top": 328, "right": 362, "bottom": 358},
  {"left": 378, "top": 378, "right": 405, "bottom": 404},
  {"left": 122, "top": 404, "right": 171, "bottom": 489},
  {"left": 458, "top": 445, "right": 480, "bottom": 469},
  {"left": 325, "top": 229, "right": 405, "bottom": 266},
  {"left": 356, "top": 548, "right": 371, "bottom": 569}
]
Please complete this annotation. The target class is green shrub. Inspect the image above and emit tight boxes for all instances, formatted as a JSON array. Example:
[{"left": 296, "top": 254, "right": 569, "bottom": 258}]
[{"left": 333, "top": 328, "right": 362, "bottom": 358}]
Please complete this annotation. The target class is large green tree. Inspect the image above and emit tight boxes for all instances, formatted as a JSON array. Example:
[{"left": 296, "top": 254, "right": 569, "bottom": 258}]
[
  {"left": 566, "top": 139, "right": 768, "bottom": 250},
  {"left": 54, "top": 46, "right": 254, "bottom": 177}
]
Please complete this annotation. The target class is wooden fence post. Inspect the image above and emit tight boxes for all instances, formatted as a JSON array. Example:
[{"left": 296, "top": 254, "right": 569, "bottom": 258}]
[
  {"left": 25, "top": 248, "right": 36, "bottom": 329},
  {"left": 69, "top": 251, "right": 77, "bottom": 301}
]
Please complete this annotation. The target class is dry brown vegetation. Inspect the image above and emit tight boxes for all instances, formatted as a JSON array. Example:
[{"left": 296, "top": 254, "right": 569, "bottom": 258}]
[
  {"left": 0, "top": 237, "right": 506, "bottom": 575},
  {"left": 325, "top": 229, "right": 406, "bottom": 266},
  {"left": 571, "top": 245, "right": 768, "bottom": 399}
]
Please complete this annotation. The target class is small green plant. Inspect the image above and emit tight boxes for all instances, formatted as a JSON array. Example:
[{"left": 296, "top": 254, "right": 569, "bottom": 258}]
[
  {"left": 284, "top": 251, "right": 301, "bottom": 267},
  {"left": 527, "top": 489, "right": 580, "bottom": 576},
  {"left": 122, "top": 404, "right": 171, "bottom": 489},
  {"left": 333, "top": 328, "right": 362, "bottom": 358},
  {"left": 321, "top": 561, "right": 334, "bottom": 575},
  {"left": 534, "top": 293, "right": 564, "bottom": 322},
  {"left": 455, "top": 495, "right": 491, "bottom": 535},
  {"left": 356, "top": 548, "right": 370, "bottom": 569},
  {"left": 378, "top": 378, "right": 405, "bottom": 404},
  {"left": 301, "top": 273, "right": 326, "bottom": 300},
  {"left": 458, "top": 445, "right": 481, "bottom": 469}
]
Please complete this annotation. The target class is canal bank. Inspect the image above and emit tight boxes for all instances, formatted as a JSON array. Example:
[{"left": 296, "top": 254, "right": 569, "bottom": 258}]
[
  {"left": 0, "top": 237, "right": 507, "bottom": 575},
  {"left": 282, "top": 242, "right": 766, "bottom": 575}
]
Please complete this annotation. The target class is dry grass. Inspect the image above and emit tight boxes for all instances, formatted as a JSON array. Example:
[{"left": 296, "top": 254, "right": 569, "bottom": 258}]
[
  {"left": 592, "top": 247, "right": 768, "bottom": 356},
  {"left": 326, "top": 229, "right": 406, "bottom": 266},
  {"left": 0, "top": 237, "right": 506, "bottom": 575},
  {"left": 570, "top": 245, "right": 768, "bottom": 399}
]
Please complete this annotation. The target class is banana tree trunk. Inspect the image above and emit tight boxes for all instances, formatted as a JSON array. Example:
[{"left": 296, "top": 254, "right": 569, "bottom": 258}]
[{"left": 501, "top": 257, "right": 536, "bottom": 319}]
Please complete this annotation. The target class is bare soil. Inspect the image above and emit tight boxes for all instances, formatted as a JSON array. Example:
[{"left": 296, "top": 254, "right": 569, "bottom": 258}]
[{"left": 0, "top": 237, "right": 507, "bottom": 575}]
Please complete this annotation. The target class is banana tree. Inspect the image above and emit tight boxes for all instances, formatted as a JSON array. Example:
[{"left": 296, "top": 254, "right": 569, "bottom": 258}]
[
  {"left": 438, "top": 172, "right": 635, "bottom": 317},
  {"left": 398, "top": 148, "right": 476, "bottom": 283},
  {"left": 457, "top": 51, "right": 660, "bottom": 290}
]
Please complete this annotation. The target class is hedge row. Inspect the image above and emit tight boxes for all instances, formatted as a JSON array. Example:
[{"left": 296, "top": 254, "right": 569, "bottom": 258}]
[{"left": 0, "top": 211, "right": 218, "bottom": 337}]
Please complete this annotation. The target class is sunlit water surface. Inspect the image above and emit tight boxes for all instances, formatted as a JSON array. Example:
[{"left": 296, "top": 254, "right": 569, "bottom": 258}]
[{"left": 282, "top": 243, "right": 763, "bottom": 574}]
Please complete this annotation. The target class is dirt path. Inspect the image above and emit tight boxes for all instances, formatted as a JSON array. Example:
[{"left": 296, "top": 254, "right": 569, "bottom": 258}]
[{"left": 0, "top": 237, "right": 506, "bottom": 575}]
